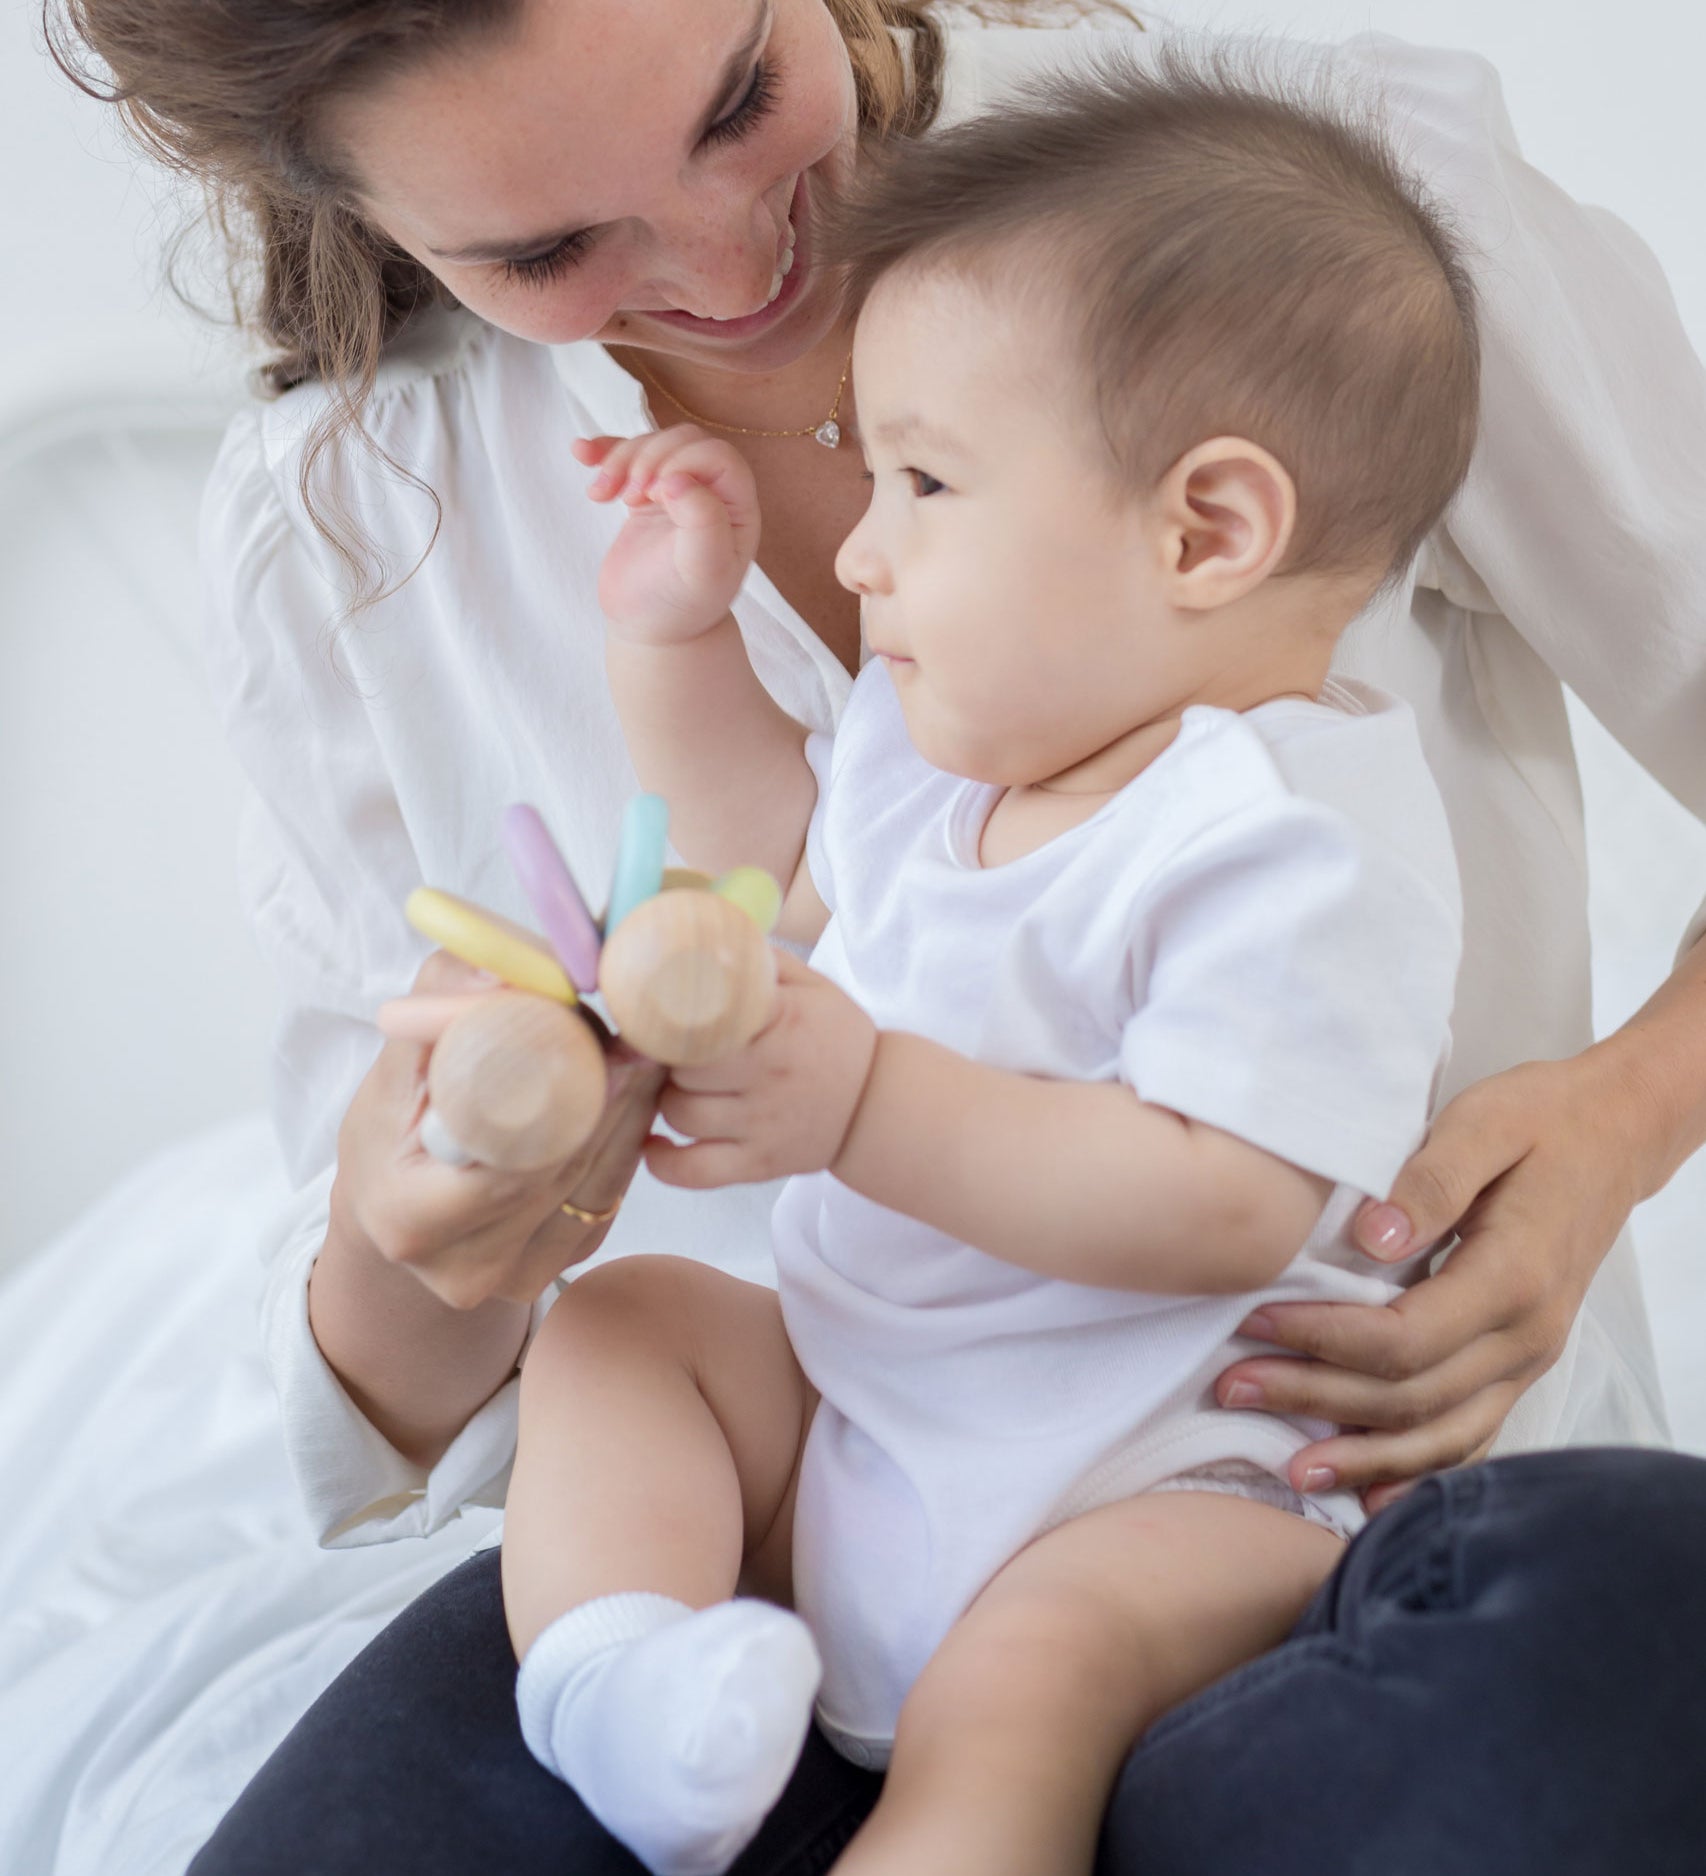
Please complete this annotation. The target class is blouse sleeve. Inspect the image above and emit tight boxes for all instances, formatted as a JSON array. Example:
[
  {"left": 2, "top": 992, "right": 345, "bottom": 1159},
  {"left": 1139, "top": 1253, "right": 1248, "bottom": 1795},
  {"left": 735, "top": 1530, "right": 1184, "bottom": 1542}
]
[
  {"left": 1351, "top": 37, "right": 1706, "bottom": 939},
  {"left": 200, "top": 408, "right": 544, "bottom": 1547}
]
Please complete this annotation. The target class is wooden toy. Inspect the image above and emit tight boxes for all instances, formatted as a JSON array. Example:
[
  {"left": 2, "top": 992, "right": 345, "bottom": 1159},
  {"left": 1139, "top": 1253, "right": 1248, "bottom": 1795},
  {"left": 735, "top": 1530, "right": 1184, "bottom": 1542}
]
[
  {"left": 605, "top": 793, "right": 669, "bottom": 934},
  {"left": 598, "top": 879, "right": 778, "bottom": 1067},
  {"left": 421, "top": 991, "right": 607, "bottom": 1171},
  {"left": 501, "top": 804, "right": 602, "bottom": 994},
  {"left": 396, "top": 801, "right": 779, "bottom": 1172},
  {"left": 404, "top": 888, "right": 577, "bottom": 1004}
]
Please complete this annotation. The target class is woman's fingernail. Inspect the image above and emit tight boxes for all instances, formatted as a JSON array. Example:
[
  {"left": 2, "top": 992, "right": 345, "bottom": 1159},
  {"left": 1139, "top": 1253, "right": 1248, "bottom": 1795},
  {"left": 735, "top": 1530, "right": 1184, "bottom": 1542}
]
[
  {"left": 1223, "top": 1381, "right": 1263, "bottom": 1408},
  {"left": 1241, "top": 1311, "right": 1278, "bottom": 1341},
  {"left": 1358, "top": 1203, "right": 1413, "bottom": 1258},
  {"left": 1301, "top": 1466, "right": 1338, "bottom": 1493}
]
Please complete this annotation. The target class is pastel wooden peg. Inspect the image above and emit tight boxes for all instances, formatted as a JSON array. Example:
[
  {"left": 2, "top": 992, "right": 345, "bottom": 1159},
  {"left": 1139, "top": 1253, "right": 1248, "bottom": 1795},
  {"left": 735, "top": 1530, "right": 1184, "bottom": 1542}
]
[
  {"left": 604, "top": 794, "right": 669, "bottom": 935},
  {"left": 598, "top": 884, "right": 777, "bottom": 1067},
  {"left": 712, "top": 865, "right": 783, "bottom": 934},
  {"left": 406, "top": 888, "right": 577, "bottom": 1004},
  {"left": 501, "top": 804, "right": 603, "bottom": 994},
  {"left": 424, "top": 991, "right": 608, "bottom": 1171}
]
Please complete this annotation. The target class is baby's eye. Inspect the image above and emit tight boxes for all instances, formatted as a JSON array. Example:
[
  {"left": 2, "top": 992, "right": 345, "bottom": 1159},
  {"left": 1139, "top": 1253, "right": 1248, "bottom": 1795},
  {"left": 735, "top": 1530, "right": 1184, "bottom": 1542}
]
[{"left": 905, "top": 469, "right": 945, "bottom": 498}]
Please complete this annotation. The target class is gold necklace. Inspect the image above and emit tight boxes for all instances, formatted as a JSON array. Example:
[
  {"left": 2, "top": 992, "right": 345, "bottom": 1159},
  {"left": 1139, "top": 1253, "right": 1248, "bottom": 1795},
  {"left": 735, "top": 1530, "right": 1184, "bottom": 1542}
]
[{"left": 629, "top": 351, "right": 854, "bottom": 450}]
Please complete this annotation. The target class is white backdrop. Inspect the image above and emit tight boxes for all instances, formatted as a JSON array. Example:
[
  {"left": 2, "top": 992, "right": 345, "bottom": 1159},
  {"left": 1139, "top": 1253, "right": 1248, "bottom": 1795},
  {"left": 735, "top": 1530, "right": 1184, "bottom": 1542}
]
[{"left": 2, "top": 0, "right": 1705, "bottom": 1432}]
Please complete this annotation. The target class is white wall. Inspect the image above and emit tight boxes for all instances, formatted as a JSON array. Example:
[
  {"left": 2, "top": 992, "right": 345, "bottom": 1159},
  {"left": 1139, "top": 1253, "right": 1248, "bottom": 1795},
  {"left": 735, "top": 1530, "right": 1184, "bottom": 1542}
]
[
  {"left": 3, "top": 0, "right": 1706, "bottom": 1440},
  {"left": 1157, "top": 0, "right": 1705, "bottom": 361},
  {"left": 0, "top": 0, "right": 248, "bottom": 419}
]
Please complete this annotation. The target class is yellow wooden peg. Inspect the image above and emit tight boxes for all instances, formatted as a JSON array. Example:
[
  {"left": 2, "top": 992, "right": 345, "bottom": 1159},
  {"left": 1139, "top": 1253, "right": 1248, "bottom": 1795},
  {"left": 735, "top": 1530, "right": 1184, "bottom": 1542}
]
[
  {"left": 712, "top": 866, "right": 783, "bottom": 934},
  {"left": 405, "top": 887, "right": 576, "bottom": 1004}
]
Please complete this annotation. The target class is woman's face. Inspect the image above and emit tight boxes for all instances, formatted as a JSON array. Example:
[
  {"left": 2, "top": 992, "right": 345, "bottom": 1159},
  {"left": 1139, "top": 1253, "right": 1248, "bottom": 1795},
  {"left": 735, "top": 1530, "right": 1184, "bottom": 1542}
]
[{"left": 326, "top": 0, "right": 860, "bottom": 374}]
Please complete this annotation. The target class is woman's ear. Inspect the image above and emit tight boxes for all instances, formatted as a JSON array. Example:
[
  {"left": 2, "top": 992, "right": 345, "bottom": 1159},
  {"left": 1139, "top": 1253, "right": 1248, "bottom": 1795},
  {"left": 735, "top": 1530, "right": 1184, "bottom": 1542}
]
[{"left": 1154, "top": 438, "right": 1297, "bottom": 610}]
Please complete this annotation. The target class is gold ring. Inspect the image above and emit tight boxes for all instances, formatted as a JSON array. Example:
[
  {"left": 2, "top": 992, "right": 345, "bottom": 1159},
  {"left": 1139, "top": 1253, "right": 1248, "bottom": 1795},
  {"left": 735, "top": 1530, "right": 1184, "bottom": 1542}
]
[{"left": 560, "top": 1195, "right": 622, "bottom": 1226}]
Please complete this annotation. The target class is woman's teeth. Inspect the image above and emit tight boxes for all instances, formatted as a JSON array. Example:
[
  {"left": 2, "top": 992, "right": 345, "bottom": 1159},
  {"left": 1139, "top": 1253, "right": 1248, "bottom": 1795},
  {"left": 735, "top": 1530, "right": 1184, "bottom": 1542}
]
[
  {"left": 765, "top": 220, "right": 799, "bottom": 305},
  {"left": 692, "top": 217, "right": 798, "bottom": 323}
]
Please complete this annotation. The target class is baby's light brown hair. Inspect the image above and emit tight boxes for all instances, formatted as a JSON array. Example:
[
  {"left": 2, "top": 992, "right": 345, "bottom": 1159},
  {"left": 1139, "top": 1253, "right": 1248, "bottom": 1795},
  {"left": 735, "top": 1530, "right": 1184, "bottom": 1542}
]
[{"left": 833, "top": 46, "right": 1481, "bottom": 583}]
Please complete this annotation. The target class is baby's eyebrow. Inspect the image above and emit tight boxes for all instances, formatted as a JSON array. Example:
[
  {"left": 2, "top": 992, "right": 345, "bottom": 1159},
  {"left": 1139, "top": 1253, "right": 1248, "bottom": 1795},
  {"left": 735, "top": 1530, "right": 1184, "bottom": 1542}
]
[{"left": 871, "top": 416, "right": 965, "bottom": 459}]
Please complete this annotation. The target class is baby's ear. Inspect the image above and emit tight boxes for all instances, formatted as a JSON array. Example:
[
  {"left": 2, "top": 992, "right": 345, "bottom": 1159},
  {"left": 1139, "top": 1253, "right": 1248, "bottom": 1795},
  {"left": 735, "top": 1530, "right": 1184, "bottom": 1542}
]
[{"left": 1155, "top": 438, "right": 1296, "bottom": 611}]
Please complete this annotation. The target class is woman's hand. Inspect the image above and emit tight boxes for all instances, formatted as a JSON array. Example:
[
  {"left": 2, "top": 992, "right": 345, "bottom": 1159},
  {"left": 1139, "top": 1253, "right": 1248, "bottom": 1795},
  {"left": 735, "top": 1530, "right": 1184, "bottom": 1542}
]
[
  {"left": 332, "top": 951, "right": 664, "bottom": 1312},
  {"left": 575, "top": 426, "right": 761, "bottom": 646},
  {"left": 1214, "top": 1049, "right": 1659, "bottom": 1513}
]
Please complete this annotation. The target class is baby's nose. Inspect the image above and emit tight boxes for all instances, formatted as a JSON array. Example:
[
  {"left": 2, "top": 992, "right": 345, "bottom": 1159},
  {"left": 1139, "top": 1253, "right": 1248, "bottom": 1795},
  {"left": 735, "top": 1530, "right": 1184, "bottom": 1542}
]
[{"left": 835, "top": 516, "right": 885, "bottom": 596}]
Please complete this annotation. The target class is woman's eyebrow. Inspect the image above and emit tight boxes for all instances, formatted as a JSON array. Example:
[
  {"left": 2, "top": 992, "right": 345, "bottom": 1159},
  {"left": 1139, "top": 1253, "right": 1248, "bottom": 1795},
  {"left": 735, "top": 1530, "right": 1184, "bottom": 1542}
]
[{"left": 428, "top": 0, "right": 772, "bottom": 266}]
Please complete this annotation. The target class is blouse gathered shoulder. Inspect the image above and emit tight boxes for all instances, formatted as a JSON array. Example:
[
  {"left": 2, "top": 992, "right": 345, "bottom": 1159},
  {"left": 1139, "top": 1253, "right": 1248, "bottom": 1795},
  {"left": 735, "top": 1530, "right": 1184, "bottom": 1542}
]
[{"left": 200, "top": 14, "right": 1704, "bottom": 1548}]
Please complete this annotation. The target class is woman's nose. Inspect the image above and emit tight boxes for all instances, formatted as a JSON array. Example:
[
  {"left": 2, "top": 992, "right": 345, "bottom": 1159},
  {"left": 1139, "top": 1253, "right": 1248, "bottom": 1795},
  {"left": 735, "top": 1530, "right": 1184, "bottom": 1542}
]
[{"left": 656, "top": 197, "right": 785, "bottom": 321}]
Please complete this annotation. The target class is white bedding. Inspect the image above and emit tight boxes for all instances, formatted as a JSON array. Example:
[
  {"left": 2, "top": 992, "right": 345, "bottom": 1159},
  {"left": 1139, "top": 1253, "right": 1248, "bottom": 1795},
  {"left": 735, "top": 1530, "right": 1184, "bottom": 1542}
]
[{"left": 0, "top": 1118, "right": 499, "bottom": 1876}]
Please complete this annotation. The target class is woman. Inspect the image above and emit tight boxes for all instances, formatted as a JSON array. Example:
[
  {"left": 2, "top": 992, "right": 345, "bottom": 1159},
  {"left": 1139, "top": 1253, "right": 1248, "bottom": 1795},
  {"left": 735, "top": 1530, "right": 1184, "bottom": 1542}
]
[{"left": 52, "top": 0, "right": 1706, "bottom": 1868}]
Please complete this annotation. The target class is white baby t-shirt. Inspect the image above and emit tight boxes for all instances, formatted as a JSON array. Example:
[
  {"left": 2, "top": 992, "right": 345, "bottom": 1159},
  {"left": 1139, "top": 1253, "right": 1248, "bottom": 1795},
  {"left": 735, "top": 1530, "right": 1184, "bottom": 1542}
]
[{"left": 776, "top": 660, "right": 1463, "bottom": 1762}]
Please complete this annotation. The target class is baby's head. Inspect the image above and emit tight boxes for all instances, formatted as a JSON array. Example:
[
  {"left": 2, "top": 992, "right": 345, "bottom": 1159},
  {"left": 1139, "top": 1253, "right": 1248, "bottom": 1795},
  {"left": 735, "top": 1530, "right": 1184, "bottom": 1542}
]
[{"left": 829, "top": 50, "right": 1480, "bottom": 785}]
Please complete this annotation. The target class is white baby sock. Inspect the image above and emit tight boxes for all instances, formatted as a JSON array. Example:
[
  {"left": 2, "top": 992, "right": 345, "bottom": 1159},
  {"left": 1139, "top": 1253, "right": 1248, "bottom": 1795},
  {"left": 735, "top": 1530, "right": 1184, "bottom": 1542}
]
[{"left": 516, "top": 1593, "right": 823, "bottom": 1876}]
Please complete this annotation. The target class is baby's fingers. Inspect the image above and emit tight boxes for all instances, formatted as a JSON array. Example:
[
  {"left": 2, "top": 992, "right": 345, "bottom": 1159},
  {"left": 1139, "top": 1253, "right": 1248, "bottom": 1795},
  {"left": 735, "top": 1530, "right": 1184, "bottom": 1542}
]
[
  {"left": 581, "top": 434, "right": 655, "bottom": 501},
  {"left": 656, "top": 473, "right": 745, "bottom": 583},
  {"left": 572, "top": 434, "right": 624, "bottom": 467},
  {"left": 581, "top": 425, "right": 716, "bottom": 501},
  {"left": 644, "top": 1134, "right": 756, "bottom": 1190}
]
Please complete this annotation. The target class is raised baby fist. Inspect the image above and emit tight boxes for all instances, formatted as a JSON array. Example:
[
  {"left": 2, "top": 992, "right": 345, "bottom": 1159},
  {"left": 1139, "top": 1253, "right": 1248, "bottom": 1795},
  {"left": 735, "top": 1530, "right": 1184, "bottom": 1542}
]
[{"left": 575, "top": 425, "right": 762, "bottom": 645}]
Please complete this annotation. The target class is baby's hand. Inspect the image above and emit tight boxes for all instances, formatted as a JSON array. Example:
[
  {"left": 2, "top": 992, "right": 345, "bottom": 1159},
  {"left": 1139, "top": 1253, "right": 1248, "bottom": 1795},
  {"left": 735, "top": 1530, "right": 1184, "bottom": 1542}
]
[
  {"left": 574, "top": 426, "right": 761, "bottom": 645},
  {"left": 644, "top": 952, "right": 878, "bottom": 1190}
]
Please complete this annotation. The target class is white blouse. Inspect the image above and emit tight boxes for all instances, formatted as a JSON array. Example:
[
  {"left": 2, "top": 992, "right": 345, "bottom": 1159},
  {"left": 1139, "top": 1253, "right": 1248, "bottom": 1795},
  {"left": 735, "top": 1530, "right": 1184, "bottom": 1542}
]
[{"left": 201, "top": 18, "right": 1705, "bottom": 1547}]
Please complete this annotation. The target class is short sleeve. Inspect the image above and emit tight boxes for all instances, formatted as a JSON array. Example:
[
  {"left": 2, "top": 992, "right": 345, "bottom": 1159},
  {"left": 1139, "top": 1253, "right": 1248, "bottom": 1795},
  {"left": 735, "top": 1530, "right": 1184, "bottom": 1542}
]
[{"left": 1120, "top": 797, "right": 1462, "bottom": 1199}]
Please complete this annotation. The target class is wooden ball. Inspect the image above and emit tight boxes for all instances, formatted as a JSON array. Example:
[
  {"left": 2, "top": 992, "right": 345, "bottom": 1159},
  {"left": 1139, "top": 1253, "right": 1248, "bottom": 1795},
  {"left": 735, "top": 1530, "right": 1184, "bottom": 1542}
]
[
  {"left": 599, "top": 889, "right": 777, "bottom": 1066},
  {"left": 427, "top": 992, "right": 607, "bottom": 1172}
]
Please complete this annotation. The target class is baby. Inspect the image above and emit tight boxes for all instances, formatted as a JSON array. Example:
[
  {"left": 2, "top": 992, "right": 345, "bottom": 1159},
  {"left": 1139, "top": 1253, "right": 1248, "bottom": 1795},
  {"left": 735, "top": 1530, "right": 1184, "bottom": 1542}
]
[{"left": 504, "top": 52, "right": 1475, "bottom": 1876}]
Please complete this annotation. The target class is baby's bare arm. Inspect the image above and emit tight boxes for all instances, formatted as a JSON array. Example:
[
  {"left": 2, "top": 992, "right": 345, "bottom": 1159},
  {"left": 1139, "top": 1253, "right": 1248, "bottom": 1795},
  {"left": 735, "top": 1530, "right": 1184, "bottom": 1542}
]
[
  {"left": 834, "top": 1033, "right": 1332, "bottom": 1292},
  {"left": 838, "top": 1492, "right": 1344, "bottom": 1876},
  {"left": 582, "top": 427, "right": 825, "bottom": 937},
  {"left": 607, "top": 618, "right": 820, "bottom": 923}
]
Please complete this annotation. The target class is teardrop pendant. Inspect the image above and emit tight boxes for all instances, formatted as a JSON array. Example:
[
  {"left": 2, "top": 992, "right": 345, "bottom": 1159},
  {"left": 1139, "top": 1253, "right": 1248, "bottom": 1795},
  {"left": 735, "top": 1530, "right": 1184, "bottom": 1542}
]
[{"left": 813, "top": 419, "right": 842, "bottom": 449}]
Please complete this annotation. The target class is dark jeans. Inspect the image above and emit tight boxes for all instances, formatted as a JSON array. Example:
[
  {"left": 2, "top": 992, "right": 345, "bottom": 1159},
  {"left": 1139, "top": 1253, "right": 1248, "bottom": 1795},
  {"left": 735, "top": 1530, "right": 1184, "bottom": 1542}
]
[{"left": 190, "top": 1449, "right": 1706, "bottom": 1875}]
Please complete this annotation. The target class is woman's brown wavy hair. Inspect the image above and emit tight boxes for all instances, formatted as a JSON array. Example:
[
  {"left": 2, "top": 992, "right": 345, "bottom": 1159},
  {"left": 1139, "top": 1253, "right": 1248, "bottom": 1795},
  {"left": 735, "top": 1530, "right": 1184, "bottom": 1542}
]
[{"left": 45, "top": 0, "right": 1134, "bottom": 600}]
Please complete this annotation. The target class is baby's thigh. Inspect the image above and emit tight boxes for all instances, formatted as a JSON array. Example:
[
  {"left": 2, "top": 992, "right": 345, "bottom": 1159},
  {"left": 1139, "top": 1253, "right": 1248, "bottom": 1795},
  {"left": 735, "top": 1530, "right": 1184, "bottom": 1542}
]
[{"left": 924, "top": 1493, "right": 1345, "bottom": 1747}]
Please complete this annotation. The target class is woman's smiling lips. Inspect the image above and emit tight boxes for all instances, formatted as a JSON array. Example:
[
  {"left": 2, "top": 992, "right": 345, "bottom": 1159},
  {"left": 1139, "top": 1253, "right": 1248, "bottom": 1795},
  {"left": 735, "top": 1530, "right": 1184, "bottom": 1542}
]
[{"left": 646, "top": 173, "right": 812, "bottom": 339}]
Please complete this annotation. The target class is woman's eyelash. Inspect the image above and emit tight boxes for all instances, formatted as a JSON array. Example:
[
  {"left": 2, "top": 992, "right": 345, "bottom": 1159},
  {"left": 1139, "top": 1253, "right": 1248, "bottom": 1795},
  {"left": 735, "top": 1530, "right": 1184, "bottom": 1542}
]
[
  {"left": 703, "top": 56, "right": 780, "bottom": 149},
  {"left": 498, "top": 58, "right": 780, "bottom": 290},
  {"left": 499, "top": 230, "right": 596, "bottom": 289}
]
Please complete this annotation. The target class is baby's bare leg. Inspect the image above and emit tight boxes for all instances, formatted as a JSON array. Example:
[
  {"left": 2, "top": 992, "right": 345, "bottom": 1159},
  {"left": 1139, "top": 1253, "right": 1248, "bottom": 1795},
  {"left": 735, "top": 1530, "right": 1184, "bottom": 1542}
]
[
  {"left": 503, "top": 1253, "right": 812, "bottom": 1652},
  {"left": 836, "top": 1492, "right": 1344, "bottom": 1876},
  {"left": 503, "top": 1255, "right": 819, "bottom": 1875}
]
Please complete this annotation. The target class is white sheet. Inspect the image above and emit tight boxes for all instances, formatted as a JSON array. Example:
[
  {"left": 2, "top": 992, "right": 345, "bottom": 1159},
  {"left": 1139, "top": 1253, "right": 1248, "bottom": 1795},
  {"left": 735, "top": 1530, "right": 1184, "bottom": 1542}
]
[{"left": 0, "top": 1117, "right": 498, "bottom": 1876}]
